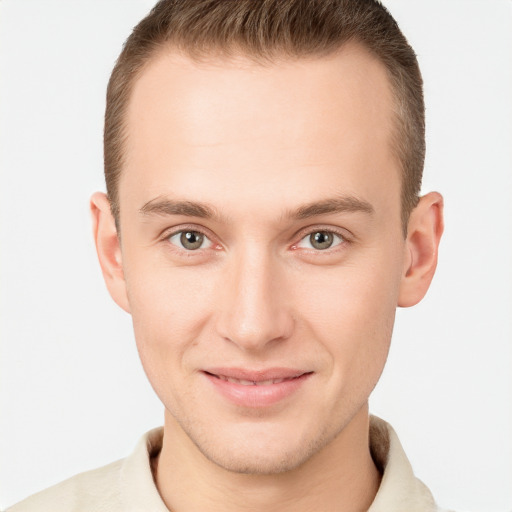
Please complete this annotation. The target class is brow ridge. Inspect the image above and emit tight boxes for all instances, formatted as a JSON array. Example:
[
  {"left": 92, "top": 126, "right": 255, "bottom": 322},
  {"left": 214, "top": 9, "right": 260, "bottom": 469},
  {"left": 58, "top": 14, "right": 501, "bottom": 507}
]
[
  {"left": 289, "top": 196, "right": 374, "bottom": 220},
  {"left": 139, "top": 195, "right": 374, "bottom": 222}
]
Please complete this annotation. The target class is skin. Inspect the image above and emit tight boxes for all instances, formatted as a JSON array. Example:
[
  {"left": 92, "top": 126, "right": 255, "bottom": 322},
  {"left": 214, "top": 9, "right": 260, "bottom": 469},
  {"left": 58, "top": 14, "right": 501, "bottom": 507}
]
[{"left": 91, "top": 43, "right": 443, "bottom": 512}]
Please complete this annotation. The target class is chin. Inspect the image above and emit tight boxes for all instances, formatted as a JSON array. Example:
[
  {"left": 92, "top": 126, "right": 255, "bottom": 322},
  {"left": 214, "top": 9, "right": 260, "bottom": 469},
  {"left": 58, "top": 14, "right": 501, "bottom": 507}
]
[
  {"left": 185, "top": 419, "right": 338, "bottom": 475},
  {"left": 199, "top": 442, "right": 318, "bottom": 475}
]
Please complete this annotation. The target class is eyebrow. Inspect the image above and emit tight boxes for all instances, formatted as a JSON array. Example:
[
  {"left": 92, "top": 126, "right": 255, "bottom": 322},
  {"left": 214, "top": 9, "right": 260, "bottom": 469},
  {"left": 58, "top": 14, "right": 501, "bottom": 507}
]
[
  {"left": 288, "top": 196, "right": 374, "bottom": 219},
  {"left": 139, "top": 195, "right": 374, "bottom": 221},
  {"left": 139, "top": 197, "right": 219, "bottom": 219}
]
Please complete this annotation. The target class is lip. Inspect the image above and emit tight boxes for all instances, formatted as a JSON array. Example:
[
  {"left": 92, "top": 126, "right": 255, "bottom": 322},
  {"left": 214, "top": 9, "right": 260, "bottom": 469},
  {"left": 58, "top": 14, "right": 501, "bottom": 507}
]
[{"left": 202, "top": 367, "right": 313, "bottom": 408}]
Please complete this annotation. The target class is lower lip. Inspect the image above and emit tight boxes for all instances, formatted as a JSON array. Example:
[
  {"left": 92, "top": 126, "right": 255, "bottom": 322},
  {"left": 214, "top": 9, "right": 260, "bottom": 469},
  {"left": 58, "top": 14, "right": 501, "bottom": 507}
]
[{"left": 203, "top": 372, "right": 312, "bottom": 408}]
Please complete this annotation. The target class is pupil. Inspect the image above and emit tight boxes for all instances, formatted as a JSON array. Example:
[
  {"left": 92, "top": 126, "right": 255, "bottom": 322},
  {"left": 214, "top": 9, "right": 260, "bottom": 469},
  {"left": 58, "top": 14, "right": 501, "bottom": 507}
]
[
  {"left": 311, "top": 231, "right": 333, "bottom": 250},
  {"left": 181, "top": 231, "right": 203, "bottom": 250}
]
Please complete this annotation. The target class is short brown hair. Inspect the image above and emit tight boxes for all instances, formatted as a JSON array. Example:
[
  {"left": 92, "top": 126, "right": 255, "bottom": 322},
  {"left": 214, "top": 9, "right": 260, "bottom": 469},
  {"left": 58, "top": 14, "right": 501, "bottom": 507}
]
[{"left": 104, "top": 0, "right": 424, "bottom": 232}]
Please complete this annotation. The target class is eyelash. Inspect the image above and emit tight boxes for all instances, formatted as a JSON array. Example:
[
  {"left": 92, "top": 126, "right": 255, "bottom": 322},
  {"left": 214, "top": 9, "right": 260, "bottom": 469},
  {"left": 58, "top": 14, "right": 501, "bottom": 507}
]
[
  {"left": 161, "top": 225, "right": 351, "bottom": 255},
  {"left": 161, "top": 224, "right": 219, "bottom": 256},
  {"left": 291, "top": 228, "right": 347, "bottom": 252}
]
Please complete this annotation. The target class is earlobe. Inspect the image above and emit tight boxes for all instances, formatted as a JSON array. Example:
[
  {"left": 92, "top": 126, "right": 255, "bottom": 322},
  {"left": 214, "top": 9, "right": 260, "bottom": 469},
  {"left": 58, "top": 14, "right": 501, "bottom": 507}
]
[
  {"left": 90, "top": 192, "right": 131, "bottom": 313},
  {"left": 398, "top": 192, "right": 444, "bottom": 308}
]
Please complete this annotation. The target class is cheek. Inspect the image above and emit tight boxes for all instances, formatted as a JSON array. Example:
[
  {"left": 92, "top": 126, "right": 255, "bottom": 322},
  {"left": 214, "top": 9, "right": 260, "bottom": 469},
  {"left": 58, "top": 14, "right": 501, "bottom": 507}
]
[
  {"left": 299, "top": 250, "right": 402, "bottom": 382},
  {"left": 123, "top": 260, "right": 217, "bottom": 377},
  {"left": 123, "top": 264, "right": 219, "bottom": 415}
]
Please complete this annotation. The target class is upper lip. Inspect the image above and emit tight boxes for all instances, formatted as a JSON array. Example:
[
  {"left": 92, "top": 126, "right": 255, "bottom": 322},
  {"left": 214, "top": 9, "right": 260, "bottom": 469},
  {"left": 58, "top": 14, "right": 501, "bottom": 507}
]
[{"left": 203, "top": 367, "right": 310, "bottom": 382}]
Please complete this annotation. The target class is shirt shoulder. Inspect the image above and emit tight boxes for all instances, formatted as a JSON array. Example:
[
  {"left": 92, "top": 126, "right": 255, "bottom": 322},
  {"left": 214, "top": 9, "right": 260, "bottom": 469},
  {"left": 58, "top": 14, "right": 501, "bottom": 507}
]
[
  {"left": 6, "top": 458, "right": 124, "bottom": 512},
  {"left": 6, "top": 427, "right": 167, "bottom": 512}
]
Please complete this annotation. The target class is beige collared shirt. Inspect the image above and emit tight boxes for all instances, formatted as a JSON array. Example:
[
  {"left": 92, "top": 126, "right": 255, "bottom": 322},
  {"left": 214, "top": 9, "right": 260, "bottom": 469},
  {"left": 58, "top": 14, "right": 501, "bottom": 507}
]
[{"left": 7, "top": 416, "right": 448, "bottom": 511}]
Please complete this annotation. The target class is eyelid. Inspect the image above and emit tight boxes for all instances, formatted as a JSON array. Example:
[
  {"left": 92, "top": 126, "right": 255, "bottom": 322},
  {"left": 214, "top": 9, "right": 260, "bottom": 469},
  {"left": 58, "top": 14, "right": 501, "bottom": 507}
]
[
  {"left": 169, "top": 231, "right": 212, "bottom": 250},
  {"left": 291, "top": 225, "right": 353, "bottom": 251},
  {"left": 158, "top": 223, "right": 353, "bottom": 252},
  {"left": 160, "top": 224, "right": 221, "bottom": 250}
]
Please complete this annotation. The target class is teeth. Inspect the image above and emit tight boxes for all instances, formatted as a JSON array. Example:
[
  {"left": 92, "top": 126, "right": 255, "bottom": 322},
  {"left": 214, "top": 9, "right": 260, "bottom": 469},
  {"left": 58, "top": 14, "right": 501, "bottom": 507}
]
[
  {"left": 255, "top": 378, "right": 288, "bottom": 385},
  {"left": 219, "top": 376, "right": 292, "bottom": 385},
  {"left": 255, "top": 379, "right": 274, "bottom": 386},
  {"left": 226, "top": 377, "right": 254, "bottom": 385}
]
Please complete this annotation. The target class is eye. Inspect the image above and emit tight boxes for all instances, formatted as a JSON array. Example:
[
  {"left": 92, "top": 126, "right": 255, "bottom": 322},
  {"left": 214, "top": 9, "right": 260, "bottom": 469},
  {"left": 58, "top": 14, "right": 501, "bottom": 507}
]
[
  {"left": 296, "top": 230, "right": 345, "bottom": 251},
  {"left": 168, "top": 230, "right": 212, "bottom": 251}
]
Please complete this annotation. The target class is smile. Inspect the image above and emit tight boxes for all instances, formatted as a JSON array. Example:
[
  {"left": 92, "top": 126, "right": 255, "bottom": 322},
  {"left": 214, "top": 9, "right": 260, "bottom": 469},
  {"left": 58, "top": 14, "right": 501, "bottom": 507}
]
[
  {"left": 202, "top": 368, "right": 313, "bottom": 407},
  {"left": 210, "top": 374, "right": 300, "bottom": 386}
]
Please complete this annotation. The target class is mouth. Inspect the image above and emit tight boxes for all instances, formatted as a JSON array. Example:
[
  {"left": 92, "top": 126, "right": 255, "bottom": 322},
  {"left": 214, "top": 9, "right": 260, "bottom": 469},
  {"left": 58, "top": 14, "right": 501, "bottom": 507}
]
[
  {"left": 206, "top": 374, "right": 301, "bottom": 386},
  {"left": 202, "top": 368, "right": 313, "bottom": 407}
]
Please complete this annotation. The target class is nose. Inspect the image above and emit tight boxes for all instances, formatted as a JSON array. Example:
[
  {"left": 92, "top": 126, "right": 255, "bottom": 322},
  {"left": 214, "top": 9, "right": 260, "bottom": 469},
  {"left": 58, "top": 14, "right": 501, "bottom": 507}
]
[{"left": 215, "top": 247, "right": 294, "bottom": 353}]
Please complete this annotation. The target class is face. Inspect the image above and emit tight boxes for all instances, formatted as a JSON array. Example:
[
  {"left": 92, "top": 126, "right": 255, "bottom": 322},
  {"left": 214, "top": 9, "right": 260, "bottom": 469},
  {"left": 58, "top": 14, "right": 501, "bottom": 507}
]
[{"left": 116, "top": 44, "right": 408, "bottom": 473}]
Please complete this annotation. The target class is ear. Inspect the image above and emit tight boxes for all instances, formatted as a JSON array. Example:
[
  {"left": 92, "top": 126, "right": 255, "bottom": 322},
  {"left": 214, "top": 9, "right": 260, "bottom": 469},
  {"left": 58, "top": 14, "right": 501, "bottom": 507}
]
[
  {"left": 90, "top": 192, "right": 130, "bottom": 313},
  {"left": 398, "top": 192, "right": 444, "bottom": 307}
]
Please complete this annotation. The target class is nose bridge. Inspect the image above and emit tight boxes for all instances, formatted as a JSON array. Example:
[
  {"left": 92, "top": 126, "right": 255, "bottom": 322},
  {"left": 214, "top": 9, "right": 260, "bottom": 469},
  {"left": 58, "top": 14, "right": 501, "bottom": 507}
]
[{"left": 216, "top": 242, "right": 293, "bottom": 351}]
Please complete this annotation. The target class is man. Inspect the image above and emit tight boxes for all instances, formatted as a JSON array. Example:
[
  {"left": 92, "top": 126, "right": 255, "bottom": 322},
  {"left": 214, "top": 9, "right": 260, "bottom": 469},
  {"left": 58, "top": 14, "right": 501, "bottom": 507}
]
[{"left": 8, "top": 0, "right": 446, "bottom": 510}]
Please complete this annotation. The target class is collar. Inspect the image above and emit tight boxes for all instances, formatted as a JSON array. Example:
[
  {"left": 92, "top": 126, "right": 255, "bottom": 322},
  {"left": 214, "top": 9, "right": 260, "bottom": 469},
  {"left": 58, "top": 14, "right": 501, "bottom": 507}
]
[{"left": 367, "top": 416, "right": 438, "bottom": 511}]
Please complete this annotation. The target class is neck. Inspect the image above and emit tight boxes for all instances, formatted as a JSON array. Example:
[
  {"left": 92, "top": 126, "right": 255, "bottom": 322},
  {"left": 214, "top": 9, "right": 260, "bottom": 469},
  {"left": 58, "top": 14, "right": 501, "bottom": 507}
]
[{"left": 155, "top": 405, "right": 381, "bottom": 512}]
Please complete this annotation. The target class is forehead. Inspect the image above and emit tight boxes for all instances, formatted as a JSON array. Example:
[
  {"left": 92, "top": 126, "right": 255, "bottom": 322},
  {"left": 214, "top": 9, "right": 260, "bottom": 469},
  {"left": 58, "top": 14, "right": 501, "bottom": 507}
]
[{"left": 121, "top": 44, "right": 398, "bottom": 218}]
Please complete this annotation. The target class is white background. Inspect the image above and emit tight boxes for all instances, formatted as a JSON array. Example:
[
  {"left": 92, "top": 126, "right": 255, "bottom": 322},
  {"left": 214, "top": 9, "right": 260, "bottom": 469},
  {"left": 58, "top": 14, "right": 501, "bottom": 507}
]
[{"left": 1, "top": 1, "right": 511, "bottom": 510}]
